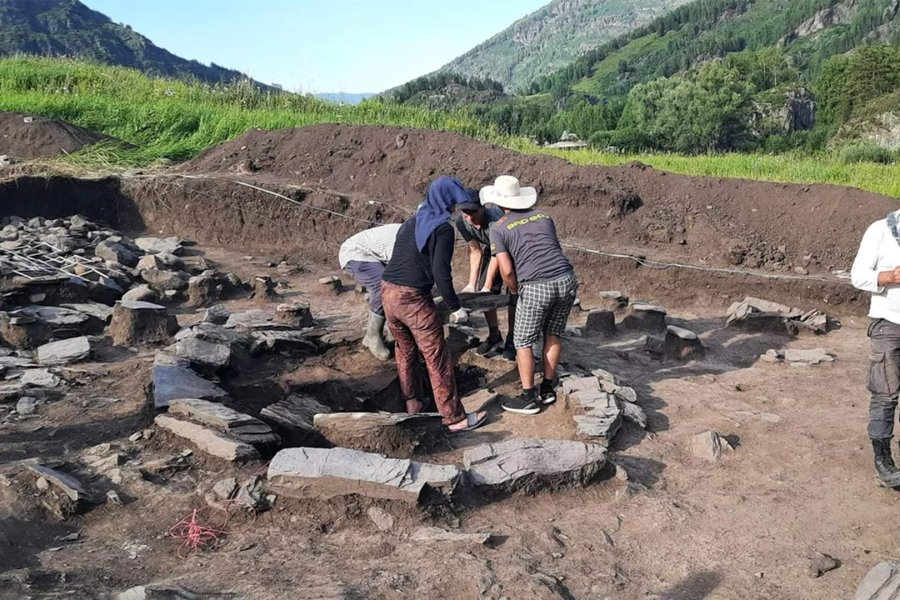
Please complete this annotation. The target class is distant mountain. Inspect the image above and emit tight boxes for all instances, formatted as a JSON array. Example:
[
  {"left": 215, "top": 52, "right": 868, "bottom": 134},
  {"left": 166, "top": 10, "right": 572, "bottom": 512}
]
[
  {"left": 431, "top": 0, "right": 693, "bottom": 93},
  {"left": 538, "top": 0, "right": 900, "bottom": 98},
  {"left": 0, "top": 0, "right": 273, "bottom": 89},
  {"left": 315, "top": 92, "right": 375, "bottom": 105}
]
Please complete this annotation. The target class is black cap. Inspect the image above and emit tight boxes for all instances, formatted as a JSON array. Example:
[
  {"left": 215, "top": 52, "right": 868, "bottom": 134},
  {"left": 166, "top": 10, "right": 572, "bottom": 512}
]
[{"left": 457, "top": 188, "right": 482, "bottom": 212}]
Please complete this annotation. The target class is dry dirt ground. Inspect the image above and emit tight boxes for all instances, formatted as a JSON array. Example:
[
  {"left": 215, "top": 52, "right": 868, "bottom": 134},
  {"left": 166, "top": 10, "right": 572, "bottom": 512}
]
[
  {"left": 0, "top": 241, "right": 892, "bottom": 600},
  {"left": 0, "top": 121, "right": 897, "bottom": 599}
]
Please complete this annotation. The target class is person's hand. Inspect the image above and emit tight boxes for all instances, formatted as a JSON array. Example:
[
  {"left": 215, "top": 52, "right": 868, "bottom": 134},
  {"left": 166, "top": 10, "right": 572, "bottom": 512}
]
[
  {"left": 891, "top": 267, "right": 900, "bottom": 284},
  {"left": 450, "top": 308, "right": 469, "bottom": 324},
  {"left": 460, "top": 283, "right": 476, "bottom": 294}
]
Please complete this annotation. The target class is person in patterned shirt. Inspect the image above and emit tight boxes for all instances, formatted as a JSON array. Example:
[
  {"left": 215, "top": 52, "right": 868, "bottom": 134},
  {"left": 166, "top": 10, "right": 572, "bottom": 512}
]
[{"left": 339, "top": 223, "right": 402, "bottom": 361}]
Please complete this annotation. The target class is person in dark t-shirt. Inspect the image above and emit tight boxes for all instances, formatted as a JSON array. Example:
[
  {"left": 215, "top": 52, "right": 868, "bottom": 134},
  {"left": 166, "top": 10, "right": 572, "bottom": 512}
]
[
  {"left": 455, "top": 198, "right": 516, "bottom": 360},
  {"left": 483, "top": 175, "right": 578, "bottom": 416}
]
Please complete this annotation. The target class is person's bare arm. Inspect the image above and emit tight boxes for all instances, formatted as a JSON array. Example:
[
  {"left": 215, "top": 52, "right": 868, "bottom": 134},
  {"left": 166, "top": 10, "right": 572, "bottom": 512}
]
[
  {"left": 877, "top": 268, "right": 900, "bottom": 286},
  {"left": 495, "top": 252, "right": 518, "bottom": 295},
  {"left": 465, "top": 240, "right": 482, "bottom": 289},
  {"left": 481, "top": 256, "right": 499, "bottom": 291}
]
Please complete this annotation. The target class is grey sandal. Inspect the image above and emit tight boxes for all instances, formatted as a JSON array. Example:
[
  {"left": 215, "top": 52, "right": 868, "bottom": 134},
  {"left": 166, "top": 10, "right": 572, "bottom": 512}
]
[{"left": 449, "top": 411, "right": 487, "bottom": 433}]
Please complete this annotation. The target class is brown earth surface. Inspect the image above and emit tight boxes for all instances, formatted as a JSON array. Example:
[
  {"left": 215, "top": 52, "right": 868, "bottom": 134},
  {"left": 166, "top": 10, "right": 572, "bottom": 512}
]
[
  {"left": 0, "top": 112, "right": 113, "bottom": 159},
  {"left": 1, "top": 123, "right": 900, "bottom": 599},
  {"left": 0, "top": 251, "right": 891, "bottom": 600}
]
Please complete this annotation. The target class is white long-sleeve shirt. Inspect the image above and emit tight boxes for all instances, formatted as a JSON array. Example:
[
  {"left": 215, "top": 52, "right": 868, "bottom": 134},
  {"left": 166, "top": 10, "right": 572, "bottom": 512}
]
[
  {"left": 851, "top": 216, "right": 900, "bottom": 324},
  {"left": 338, "top": 223, "right": 402, "bottom": 269}
]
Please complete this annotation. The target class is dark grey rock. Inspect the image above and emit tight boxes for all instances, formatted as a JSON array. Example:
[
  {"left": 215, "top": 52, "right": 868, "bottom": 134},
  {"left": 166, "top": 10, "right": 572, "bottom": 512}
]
[
  {"left": 154, "top": 415, "right": 259, "bottom": 461},
  {"left": 36, "top": 336, "right": 91, "bottom": 365},
  {"left": 584, "top": 309, "right": 616, "bottom": 336},
  {"left": 621, "top": 302, "right": 667, "bottom": 331},
  {"left": 267, "top": 447, "right": 460, "bottom": 504},
  {"left": 122, "top": 284, "right": 159, "bottom": 303},
  {"left": 151, "top": 357, "right": 228, "bottom": 409},
  {"left": 463, "top": 438, "right": 607, "bottom": 494},
  {"left": 140, "top": 269, "right": 189, "bottom": 293},
  {"left": 202, "top": 305, "right": 230, "bottom": 325},
  {"left": 168, "top": 398, "right": 279, "bottom": 449},
  {"left": 260, "top": 394, "right": 331, "bottom": 445},
  {"left": 135, "top": 237, "right": 183, "bottom": 256},
  {"left": 95, "top": 240, "right": 140, "bottom": 267},
  {"left": 173, "top": 337, "right": 231, "bottom": 370}
]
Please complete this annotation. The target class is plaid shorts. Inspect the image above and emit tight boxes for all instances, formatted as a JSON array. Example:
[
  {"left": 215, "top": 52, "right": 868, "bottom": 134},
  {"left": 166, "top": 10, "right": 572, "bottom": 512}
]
[{"left": 513, "top": 271, "right": 578, "bottom": 349}]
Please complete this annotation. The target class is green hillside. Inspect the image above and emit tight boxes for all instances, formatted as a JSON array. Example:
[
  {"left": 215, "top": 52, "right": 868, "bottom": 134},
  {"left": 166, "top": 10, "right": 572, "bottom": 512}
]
[
  {"left": 430, "top": 0, "right": 692, "bottom": 93},
  {"left": 0, "top": 0, "right": 272, "bottom": 89},
  {"left": 0, "top": 56, "right": 897, "bottom": 200},
  {"left": 540, "top": 0, "right": 900, "bottom": 98},
  {"left": 455, "top": 0, "right": 900, "bottom": 154}
]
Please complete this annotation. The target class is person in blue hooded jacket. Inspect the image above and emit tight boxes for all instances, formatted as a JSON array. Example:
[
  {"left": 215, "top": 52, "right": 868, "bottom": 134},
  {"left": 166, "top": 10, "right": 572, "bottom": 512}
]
[{"left": 382, "top": 176, "right": 488, "bottom": 433}]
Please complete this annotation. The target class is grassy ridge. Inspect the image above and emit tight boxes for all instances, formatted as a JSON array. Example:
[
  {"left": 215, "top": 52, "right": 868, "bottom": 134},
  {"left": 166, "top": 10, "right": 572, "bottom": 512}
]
[
  {"left": 0, "top": 57, "right": 492, "bottom": 164},
  {"left": 513, "top": 142, "right": 900, "bottom": 198},
  {"left": 0, "top": 57, "right": 898, "bottom": 198}
]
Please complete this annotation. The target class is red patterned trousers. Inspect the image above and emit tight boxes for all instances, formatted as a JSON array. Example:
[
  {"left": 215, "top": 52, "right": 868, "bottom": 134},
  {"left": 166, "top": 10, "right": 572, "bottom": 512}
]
[{"left": 381, "top": 281, "right": 465, "bottom": 425}]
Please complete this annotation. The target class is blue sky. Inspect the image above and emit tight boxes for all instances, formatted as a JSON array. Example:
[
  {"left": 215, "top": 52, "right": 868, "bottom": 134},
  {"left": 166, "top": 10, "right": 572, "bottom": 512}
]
[{"left": 85, "top": 0, "right": 549, "bottom": 94}]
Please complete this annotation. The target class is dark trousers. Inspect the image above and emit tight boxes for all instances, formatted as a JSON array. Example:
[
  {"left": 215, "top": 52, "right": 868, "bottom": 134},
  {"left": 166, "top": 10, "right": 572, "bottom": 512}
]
[
  {"left": 345, "top": 260, "right": 385, "bottom": 315},
  {"left": 867, "top": 318, "right": 900, "bottom": 439},
  {"left": 381, "top": 281, "right": 465, "bottom": 426}
]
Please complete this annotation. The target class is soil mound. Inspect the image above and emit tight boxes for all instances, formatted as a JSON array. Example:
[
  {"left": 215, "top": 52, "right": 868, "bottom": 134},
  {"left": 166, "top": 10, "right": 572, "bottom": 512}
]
[
  {"left": 187, "top": 124, "right": 895, "bottom": 275},
  {"left": 0, "top": 112, "right": 112, "bottom": 159}
]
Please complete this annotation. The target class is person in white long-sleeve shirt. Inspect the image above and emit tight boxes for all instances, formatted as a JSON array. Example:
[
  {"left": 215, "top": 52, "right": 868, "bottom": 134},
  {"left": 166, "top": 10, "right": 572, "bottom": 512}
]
[
  {"left": 851, "top": 212, "right": 900, "bottom": 488},
  {"left": 339, "top": 223, "right": 402, "bottom": 361}
]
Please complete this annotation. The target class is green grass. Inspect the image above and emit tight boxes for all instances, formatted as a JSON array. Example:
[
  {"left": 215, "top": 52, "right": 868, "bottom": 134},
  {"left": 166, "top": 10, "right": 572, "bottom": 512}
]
[
  {"left": 0, "top": 56, "right": 898, "bottom": 199},
  {"left": 516, "top": 142, "right": 900, "bottom": 199},
  {"left": 0, "top": 56, "right": 495, "bottom": 165}
]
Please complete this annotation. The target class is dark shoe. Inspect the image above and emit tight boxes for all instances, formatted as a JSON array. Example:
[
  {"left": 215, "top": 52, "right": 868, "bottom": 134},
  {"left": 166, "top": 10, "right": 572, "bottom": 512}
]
[
  {"left": 501, "top": 390, "right": 541, "bottom": 415},
  {"left": 539, "top": 379, "right": 557, "bottom": 405},
  {"left": 476, "top": 331, "right": 502, "bottom": 356},
  {"left": 501, "top": 343, "right": 516, "bottom": 361},
  {"left": 872, "top": 438, "right": 900, "bottom": 487}
]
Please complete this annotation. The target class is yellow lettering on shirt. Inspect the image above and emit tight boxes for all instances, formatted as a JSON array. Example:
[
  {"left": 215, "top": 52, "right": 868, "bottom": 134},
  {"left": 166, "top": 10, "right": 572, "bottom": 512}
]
[{"left": 505, "top": 213, "right": 550, "bottom": 230}]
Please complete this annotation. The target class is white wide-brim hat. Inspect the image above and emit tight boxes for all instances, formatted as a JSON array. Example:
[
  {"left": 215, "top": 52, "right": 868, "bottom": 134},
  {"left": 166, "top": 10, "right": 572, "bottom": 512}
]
[{"left": 479, "top": 175, "right": 537, "bottom": 210}]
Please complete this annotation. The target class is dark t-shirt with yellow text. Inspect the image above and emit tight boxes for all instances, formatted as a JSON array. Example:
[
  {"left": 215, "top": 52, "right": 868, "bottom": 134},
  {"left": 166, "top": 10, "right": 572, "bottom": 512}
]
[{"left": 489, "top": 209, "right": 573, "bottom": 283}]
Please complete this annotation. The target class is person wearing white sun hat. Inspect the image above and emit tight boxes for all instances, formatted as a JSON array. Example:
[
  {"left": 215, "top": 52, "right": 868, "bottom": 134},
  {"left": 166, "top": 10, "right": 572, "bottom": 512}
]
[{"left": 481, "top": 175, "right": 578, "bottom": 415}]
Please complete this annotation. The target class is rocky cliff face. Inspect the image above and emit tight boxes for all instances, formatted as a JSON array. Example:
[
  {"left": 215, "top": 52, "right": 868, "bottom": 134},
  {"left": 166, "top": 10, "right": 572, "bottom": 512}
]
[
  {"left": 836, "top": 111, "right": 900, "bottom": 150},
  {"left": 432, "top": 0, "right": 692, "bottom": 92},
  {"left": 749, "top": 87, "right": 817, "bottom": 138}
]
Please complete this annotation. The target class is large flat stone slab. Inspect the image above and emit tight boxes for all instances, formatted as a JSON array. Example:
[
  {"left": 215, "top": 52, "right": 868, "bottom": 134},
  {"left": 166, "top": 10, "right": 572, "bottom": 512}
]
[
  {"left": 60, "top": 302, "right": 114, "bottom": 323},
  {"left": 455, "top": 292, "right": 513, "bottom": 313},
  {"left": 463, "top": 438, "right": 607, "bottom": 495},
  {"left": 168, "top": 398, "right": 279, "bottom": 449},
  {"left": 135, "top": 236, "right": 183, "bottom": 255},
  {"left": 28, "top": 464, "right": 91, "bottom": 502},
  {"left": 36, "top": 336, "right": 92, "bottom": 365},
  {"left": 856, "top": 561, "right": 900, "bottom": 600},
  {"left": 249, "top": 330, "right": 318, "bottom": 355},
  {"left": 267, "top": 447, "right": 460, "bottom": 504},
  {"left": 225, "top": 310, "right": 292, "bottom": 331},
  {"left": 313, "top": 412, "right": 447, "bottom": 458},
  {"left": 154, "top": 414, "right": 259, "bottom": 461},
  {"left": 151, "top": 355, "right": 228, "bottom": 409}
]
